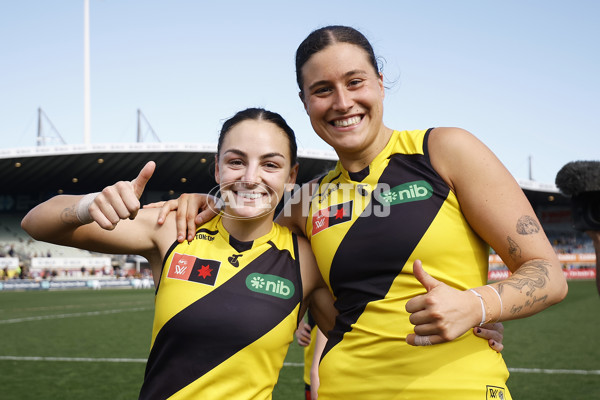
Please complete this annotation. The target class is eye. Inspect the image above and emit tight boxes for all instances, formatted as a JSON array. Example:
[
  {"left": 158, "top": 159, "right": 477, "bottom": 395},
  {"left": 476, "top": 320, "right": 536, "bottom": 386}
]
[
  {"left": 263, "top": 161, "right": 281, "bottom": 170},
  {"left": 348, "top": 79, "right": 363, "bottom": 88},
  {"left": 227, "top": 159, "right": 244, "bottom": 167},
  {"left": 313, "top": 86, "right": 332, "bottom": 96}
]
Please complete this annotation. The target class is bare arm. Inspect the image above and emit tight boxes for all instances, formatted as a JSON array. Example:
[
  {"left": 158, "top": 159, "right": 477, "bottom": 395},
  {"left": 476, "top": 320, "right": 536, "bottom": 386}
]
[
  {"left": 406, "top": 128, "right": 567, "bottom": 344},
  {"left": 297, "top": 236, "right": 336, "bottom": 336},
  {"left": 310, "top": 328, "right": 327, "bottom": 399},
  {"left": 21, "top": 162, "right": 174, "bottom": 281}
]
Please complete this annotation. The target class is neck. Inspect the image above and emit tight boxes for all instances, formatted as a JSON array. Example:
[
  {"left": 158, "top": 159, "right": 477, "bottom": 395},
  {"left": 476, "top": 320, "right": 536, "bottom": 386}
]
[
  {"left": 337, "top": 126, "right": 394, "bottom": 173},
  {"left": 221, "top": 212, "right": 274, "bottom": 242}
]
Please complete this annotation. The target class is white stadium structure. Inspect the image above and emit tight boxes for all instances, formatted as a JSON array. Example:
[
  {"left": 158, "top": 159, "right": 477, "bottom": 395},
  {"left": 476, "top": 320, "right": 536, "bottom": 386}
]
[{"left": 0, "top": 143, "right": 595, "bottom": 289}]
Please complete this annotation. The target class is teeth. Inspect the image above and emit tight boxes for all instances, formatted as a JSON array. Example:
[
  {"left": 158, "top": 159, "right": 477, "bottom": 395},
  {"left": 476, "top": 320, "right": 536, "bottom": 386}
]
[
  {"left": 237, "top": 192, "right": 262, "bottom": 199},
  {"left": 334, "top": 116, "right": 361, "bottom": 127}
]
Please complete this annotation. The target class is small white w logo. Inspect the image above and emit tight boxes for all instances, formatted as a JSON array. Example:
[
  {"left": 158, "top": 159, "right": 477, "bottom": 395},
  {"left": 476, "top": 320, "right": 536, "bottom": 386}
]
[{"left": 174, "top": 264, "right": 187, "bottom": 275}]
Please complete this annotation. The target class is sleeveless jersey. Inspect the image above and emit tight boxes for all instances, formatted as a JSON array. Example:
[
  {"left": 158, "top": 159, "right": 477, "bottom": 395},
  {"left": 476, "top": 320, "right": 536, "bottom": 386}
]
[
  {"left": 306, "top": 129, "right": 512, "bottom": 400},
  {"left": 139, "top": 216, "right": 302, "bottom": 400}
]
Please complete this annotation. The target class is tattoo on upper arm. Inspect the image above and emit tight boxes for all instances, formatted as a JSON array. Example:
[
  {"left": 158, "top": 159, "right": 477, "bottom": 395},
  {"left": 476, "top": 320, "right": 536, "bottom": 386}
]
[
  {"left": 516, "top": 215, "right": 540, "bottom": 235},
  {"left": 507, "top": 236, "right": 521, "bottom": 261},
  {"left": 497, "top": 260, "right": 551, "bottom": 316}
]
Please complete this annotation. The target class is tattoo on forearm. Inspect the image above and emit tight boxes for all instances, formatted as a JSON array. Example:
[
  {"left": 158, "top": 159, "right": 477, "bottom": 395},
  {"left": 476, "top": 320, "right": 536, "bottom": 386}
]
[
  {"left": 509, "top": 294, "right": 548, "bottom": 315},
  {"left": 516, "top": 215, "right": 541, "bottom": 235},
  {"left": 507, "top": 236, "right": 521, "bottom": 261},
  {"left": 61, "top": 205, "right": 78, "bottom": 224},
  {"left": 497, "top": 260, "right": 551, "bottom": 316},
  {"left": 498, "top": 260, "right": 550, "bottom": 295}
]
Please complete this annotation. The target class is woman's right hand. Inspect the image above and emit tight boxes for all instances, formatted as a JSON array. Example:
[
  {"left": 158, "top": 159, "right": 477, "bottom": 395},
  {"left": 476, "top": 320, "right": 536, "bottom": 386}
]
[{"left": 145, "top": 193, "right": 220, "bottom": 242}]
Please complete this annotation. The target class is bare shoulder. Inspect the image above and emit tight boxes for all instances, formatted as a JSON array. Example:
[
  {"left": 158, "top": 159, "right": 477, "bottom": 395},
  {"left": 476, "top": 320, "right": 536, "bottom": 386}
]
[
  {"left": 428, "top": 127, "right": 497, "bottom": 190},
  {"left": 143, "top": 208, "right": 178, "bottom": 248},
  {"left": 428, "top": 127, "right": 482, "bottom": 152}
]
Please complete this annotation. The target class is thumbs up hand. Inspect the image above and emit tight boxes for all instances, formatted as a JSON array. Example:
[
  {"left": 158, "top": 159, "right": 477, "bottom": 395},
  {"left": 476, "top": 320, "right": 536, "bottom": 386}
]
[
  {"left": 87, "top": 161, "right": 156, "bottom": 230},
  {"left": 405, "top": 260, "right": 482, "bottom": 346}
]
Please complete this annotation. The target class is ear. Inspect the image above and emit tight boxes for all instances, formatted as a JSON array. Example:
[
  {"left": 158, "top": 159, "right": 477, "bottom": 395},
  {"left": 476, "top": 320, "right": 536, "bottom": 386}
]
[
  {"left": 378, "top": 72, "right": 385, "bottom": 99},
  {"left": 214, "top": 155, "right": 220, "bottom": 184},
  {"left": 285, "top": 163, "right": 299, "bottom": 192}
]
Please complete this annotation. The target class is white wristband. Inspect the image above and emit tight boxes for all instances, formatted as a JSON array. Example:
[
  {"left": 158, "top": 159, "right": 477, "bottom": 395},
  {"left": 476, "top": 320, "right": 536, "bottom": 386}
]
[
  {"left": 469, "top": 289, "right": 486, "bottom": 327},
  {"left": 76, "top": 192, "right": 99, "bottom": 224},
  {"left": 486, "top": 284, "right": 503, "bottom": 321}
]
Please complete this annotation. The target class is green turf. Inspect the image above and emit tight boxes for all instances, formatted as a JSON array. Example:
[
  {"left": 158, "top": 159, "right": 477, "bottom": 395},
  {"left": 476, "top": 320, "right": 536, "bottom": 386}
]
[
  {"left": 0, "top": 281, "right": 598, "bottom": 399},
  {"left": 502, "top": 280, "right": 600, "bottom": 399}
]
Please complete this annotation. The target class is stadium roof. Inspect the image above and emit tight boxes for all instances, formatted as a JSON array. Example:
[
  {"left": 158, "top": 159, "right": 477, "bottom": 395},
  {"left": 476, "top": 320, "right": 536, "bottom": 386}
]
[
  {"left": 0, "top": 143, "right": 338, "bottom": 197},
  {"left": 0, "top": 143, "right": 569, "bottom": 210}
]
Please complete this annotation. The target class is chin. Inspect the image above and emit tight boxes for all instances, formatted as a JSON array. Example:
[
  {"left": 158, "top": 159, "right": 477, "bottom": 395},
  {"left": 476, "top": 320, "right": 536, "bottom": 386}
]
[{"left": 224, "top": 205, "right": 275, "bottom": 221}]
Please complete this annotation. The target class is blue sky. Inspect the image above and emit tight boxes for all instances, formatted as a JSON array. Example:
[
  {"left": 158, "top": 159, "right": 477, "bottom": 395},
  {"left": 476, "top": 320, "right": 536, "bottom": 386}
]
[{"left": 1, "top": 0, "right": 598, "bottom": 184}]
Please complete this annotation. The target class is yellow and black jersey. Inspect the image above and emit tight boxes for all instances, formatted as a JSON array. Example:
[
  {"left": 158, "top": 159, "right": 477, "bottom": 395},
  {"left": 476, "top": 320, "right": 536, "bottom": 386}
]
[
  {"left": 139, "top": 216, "right": 302, "bottom": 400},
  {"left": 306, "top": 129, "right": 511, "bottom": 399}
]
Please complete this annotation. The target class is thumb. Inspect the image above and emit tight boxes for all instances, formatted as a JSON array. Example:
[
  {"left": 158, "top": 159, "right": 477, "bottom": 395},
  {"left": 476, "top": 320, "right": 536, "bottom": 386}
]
[
  {"left": 132, "top": 161, "right": 155, "bottom": 199},
  {"left": 412, "top": 259, "right": 441, "bottom": 293}
]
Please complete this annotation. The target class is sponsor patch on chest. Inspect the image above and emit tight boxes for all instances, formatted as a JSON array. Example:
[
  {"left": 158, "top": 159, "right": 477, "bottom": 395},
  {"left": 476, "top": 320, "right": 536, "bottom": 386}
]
[
  {"left": 312, "top": 200, "right": 353, "bottom": 235},
  {"left": 167, "top": 253, "right": 221, "bottom": 286}
]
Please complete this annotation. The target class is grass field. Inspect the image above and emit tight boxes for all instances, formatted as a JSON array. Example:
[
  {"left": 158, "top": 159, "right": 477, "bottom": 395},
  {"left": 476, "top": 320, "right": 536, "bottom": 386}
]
[{"left": 0, "top": 280, "right": 598, "bottom": 399}]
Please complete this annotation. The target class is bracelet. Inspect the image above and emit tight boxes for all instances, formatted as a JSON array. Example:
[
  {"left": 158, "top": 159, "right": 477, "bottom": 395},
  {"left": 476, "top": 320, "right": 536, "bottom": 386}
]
[
  {"left": 76, "top": 192, "right": 99, "bottom": 224},
  {"left": 486, "top": 284, "right": 503, "bottom": 321},
  {"left": 469, "top": 289, "right": 486, "bottom": 327}
]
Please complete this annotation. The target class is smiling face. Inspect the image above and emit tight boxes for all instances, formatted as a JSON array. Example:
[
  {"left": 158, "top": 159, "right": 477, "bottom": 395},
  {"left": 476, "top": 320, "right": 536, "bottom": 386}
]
[
  {"left": 215, "top": 119, "right": 298, "bottom": 221},
  {"left": 300, "top": 42, "right": 391, "bottom": 169}
]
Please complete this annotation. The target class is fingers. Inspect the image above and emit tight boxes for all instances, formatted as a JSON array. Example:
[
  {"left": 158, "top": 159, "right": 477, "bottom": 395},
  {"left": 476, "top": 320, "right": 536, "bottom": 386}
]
[
  {"left": 129, "top": 161, "right": 156, "bottom": 219},
  {"left": 87, "top": 162, "right": 156, "bottom": 230},
  {"left": 196, "top": 206, "right": 219, "bottom": 230},
  {"left": 412, "top": 259, "right": 440, "bottom": 292},
  {"left": 155, "top": 193, "right": 220, "bottom": 242},
  {"left": 296, "top": 331, "right": 311, "bottom": 347},
  {"left": 143, "top": 201, "right": 166, "bottom": 209},
  {"left": 87, "top": 183, "right": 136, "bottom": 229},
  {"left": 178, "top": 194, "right": 218, "bottom": 242},
  {"left": 473, "top": 322, "right": 504, "bottom": 351},
  {"left": 132, "top": 161, "right": 156, "bottom": 199},
  {"left": 488, "top": 339, "right": 504, "bottom": 352},
  {"left": 474, "top": 325, "right": 505, "bottom": 352},
  {"left": 186, "top": 208, "right": 198, "bottom": 242},
  {"left": 152, "top": 200, "right": 178, "bottom": 225},
  {"left": 406, "top": 333, "right": 443, "bottom": 346},
  {"left": 295, "top": 321, "right": 312, "bottom": 347},
  {"left": 174, "top": 195, "right": 191, "bottom": 242},
  {"left": 405, "top": 293, "right": 426, "bottom": 314}
]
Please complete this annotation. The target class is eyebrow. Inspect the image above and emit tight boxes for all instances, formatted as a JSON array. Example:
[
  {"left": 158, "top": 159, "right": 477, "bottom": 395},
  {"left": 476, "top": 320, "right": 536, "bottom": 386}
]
[
  {"left": 307, "top": 69, "right": 369, "bottom": 92},
  {"left": 223, "top": 149, "right": 287, "bottom": 160}
]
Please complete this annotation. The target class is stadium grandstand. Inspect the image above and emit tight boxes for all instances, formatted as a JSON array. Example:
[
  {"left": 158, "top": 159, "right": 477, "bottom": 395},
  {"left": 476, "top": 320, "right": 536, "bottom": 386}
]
[
  {"left": 0, "top": 142, "right": 336, "bottom": 289},
  {"left": 0, "top": 142, "right": 596, "bottom": 290}
]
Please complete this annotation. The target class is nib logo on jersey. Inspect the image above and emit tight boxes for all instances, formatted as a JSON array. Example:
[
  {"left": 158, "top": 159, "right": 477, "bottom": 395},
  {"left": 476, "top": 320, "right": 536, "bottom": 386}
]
[
  {"left": 312, "top": 200, "right": 353, "bottom": 235},
  {"left": 377, "top": 180, "right": 433, "bottom": 206},
  {"left": 246, "top": 273, "right": 295, "bottom": 299},
  {"left": 167, "top": 253, "right": 221, "bottom": 286}
]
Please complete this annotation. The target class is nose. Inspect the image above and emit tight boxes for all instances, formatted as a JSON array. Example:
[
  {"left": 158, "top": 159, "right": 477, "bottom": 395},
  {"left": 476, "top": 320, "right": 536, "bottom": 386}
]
[
  {"left": 332, "top": 88, "right": 353, "bottom": 112},
  {"left": 243, "top": 164, "right": 261, "bottom": 186}
]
